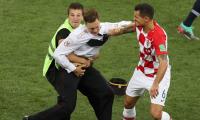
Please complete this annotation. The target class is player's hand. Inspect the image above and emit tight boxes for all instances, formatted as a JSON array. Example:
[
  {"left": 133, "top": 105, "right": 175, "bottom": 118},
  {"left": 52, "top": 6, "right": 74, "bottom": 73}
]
[
  {"left": 73, "top": 64, "right": 86, "bottom": 77},
  {"left": 150, "top": 83, "right": 159, "bottom": 98}
]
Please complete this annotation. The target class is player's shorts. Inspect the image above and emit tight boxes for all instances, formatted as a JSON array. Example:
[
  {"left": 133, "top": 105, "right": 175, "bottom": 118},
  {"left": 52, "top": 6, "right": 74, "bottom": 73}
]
[{"left": 126, "top": 66, "right": 171, "bottom": 106}]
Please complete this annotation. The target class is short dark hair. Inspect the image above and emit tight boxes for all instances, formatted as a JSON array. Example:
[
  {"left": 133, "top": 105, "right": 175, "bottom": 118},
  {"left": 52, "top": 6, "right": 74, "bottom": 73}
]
[
  {"left": 67, "top": 2, "right": 84, "bottom": 15},
  {"left": 83, "top": 9, "right": 99, "bottom": 23},
  {"left": 134, "top": 3, "right": 154, "bottom": 19}
]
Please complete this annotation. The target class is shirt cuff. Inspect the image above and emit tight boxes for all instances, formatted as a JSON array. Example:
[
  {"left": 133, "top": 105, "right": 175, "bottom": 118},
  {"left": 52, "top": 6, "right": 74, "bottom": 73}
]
[{"left": 66, "top": 63, "right": 76, "bottom": 73}]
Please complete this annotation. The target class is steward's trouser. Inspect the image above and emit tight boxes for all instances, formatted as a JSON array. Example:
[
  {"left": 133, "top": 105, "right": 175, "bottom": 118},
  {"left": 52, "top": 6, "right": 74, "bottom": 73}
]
[{"left": 28, "top": 62, "right": 114, "bottom": 120}]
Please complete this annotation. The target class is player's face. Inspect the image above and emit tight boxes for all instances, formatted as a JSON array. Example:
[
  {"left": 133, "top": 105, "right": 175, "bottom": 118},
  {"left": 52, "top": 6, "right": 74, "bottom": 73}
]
[
  {"left": 86, "top": 19, "right": 100, "bottom": 35},
  {"left": 68, "top": 9, "right": 83, "bottom": 29},
  {"left": 133, "top": 11, "right": 148, "bottom": 27}
]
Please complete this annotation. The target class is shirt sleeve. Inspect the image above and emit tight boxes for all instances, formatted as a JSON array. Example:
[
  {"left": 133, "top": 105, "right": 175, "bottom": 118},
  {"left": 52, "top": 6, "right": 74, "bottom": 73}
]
[
  {"left": 53, "top": 34, "right": 82, "bottom": 73},
  {"left": 55, "top": 28, "right": 71, "bottom": 47},
  {"left": 153, "top": 33, "right": 168, "bottom": 56},
  {"left": 103, "top": 21, "right": 132, "bottom": 33}
]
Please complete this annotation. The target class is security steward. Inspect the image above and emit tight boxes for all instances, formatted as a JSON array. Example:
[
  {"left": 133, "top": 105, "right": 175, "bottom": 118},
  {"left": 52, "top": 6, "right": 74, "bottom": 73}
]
[{"left": 23, "top": 2, "right": 90, "bottom": 120}]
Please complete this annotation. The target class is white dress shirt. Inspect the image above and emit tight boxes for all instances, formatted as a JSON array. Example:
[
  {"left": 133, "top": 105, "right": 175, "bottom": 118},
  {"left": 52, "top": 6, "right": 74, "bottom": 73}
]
[{"left": 53, "top": 21, "right": 131, "bottom": 73}]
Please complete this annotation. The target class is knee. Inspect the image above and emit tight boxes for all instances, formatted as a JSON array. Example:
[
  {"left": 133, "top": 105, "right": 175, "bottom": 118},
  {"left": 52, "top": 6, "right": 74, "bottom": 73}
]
[
  {"left": 105, "top": 89, "right": 114, "bottom": 102},
  {"left": 58, "top": 96, "right": 76, "bottom": 114},
  {"left": 59, "top": 101, "right": 76, "bottom": 114},
  {"left": 150, "top": 109, "right": 162, "bottom": 120},
  {"left": 124, "top": 99, "right": 134, "bottom": 109},
  {"left": 104, "top": 87, "right": 114, "bottom": 99}
]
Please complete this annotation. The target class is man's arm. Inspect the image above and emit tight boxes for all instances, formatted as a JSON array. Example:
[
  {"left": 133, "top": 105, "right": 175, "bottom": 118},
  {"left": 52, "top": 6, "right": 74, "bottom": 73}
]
[
  {"left": 108, "top": 22, "right": 136, "bottom": 36},
  {"left": 150, "top": 54, "right": 168, "bottom": 98},
  {"left": 56, "top": 28, "right": 71, "bottom": 46},
  {"left": 53, "top": 34, "right": 82, "bottom": 72},
  {"left": 58, "top": 39, "right": 92, "bottom": 68},
  {"left": 54, "top": 29, "right": 89, "bottom": 77},
  {"left": 67, "top": 54, "right": 92, "bottom": 67}
]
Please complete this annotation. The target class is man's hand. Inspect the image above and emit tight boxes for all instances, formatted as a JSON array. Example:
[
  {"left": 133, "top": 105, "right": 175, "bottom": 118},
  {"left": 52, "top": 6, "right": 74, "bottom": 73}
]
[
  {"left": 80, "top": 58, "right": 91, "bottom": 67},
  {"left": 73, "top": 64, "right": 86, "bottom": 77},
  {"left": 150, "top": 82, "right": 159, "bottom": 98}
]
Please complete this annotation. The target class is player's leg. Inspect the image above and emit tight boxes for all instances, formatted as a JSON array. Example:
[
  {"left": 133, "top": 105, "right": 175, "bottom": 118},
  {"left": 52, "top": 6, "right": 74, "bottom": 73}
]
[
  {"left": 78, "top": 66, "right": 114, "bottom": 120},
  {"left": 122, "top": 95, "right": 139, "bottom": 120},
  {"left": 25, "top": 65, "right": 80, "bottom": 120},
  {"left": 177, "top": 0, "right": 200, "bottom": 40},
  {"left": 150, "top": 104, "right": 172, "bottom": 120},
  {"left": 122, "top": 69, "right": 146, "bottom": 120},
  {"left": 148, "top": 67, "right": 172, "bottom": 120}
]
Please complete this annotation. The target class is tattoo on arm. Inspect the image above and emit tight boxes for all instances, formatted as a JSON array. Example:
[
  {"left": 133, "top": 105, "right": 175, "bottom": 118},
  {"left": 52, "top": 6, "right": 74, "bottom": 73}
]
[{"left": 121, "top": 23, "right": 134, "bottom": 34}]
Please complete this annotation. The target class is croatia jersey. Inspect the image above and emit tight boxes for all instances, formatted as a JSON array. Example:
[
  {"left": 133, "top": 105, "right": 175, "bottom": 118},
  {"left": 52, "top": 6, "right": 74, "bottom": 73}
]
[{"left": 135, "top": 21, "right": 168, "bottom": 77}]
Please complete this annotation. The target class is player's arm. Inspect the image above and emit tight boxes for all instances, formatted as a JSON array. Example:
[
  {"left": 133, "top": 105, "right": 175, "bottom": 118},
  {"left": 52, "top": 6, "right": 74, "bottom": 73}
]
[
  {"left": 155, "top": 54, "right": 168, "bottom": 84},
  {"left": 150, "top": 54, "right": 168, "bottom": 98}
]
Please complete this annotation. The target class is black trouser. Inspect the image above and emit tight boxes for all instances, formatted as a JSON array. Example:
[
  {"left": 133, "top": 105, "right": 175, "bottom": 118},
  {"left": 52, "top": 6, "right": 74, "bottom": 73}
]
[{"left": 28, "top": 62, "right": 114, "bottom": 120}]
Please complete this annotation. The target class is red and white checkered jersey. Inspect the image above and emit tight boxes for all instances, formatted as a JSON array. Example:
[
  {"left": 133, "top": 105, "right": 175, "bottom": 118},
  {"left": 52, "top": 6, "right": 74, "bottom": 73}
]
[{"left": 135, "top": 21, "right": 168, "bottom": 77}]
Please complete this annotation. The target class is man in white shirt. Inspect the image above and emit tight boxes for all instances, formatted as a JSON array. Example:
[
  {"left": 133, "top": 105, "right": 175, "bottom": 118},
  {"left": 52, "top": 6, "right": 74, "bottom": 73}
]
[
  {"left": 24, "top": 8, "right": 131, "bottom": 120},
  {"left": 53, "top": 9, "right": 131, "bottom": 120}
]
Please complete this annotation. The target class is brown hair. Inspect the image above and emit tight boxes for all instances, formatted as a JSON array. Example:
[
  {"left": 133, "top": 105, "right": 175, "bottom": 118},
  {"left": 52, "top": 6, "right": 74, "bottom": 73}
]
[
  {"left": 134, "top": 3, "right": 154, "bottom": 19},
  {"left": 83, "top": 9, "right": 99, "bottom": 23},
  {"left": 67, "top": 2, "right": 84, "bottom": 15}
]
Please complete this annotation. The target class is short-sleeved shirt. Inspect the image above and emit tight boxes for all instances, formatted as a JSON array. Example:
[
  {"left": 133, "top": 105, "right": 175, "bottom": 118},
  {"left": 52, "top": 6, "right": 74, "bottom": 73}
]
[{"left": 135, "top": 21, "right": 168, "bottom": 77}]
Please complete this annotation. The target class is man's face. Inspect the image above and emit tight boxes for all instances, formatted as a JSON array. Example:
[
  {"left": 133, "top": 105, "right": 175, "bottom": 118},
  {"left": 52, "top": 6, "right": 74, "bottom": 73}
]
[
  {"left": 86, "top": 19, "right": 100, "bottom": 35},
  {"left": 68, "top": 9, "right": 83, "bottom": 29},
  {"left": 133, "top": 10, "right": 148, "bottom": 27}
]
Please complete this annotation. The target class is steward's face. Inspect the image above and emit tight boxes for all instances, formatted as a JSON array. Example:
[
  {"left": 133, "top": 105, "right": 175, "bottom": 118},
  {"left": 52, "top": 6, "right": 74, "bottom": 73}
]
[{"left": 68, "top": 9, "right": 83, "bottom": 29}]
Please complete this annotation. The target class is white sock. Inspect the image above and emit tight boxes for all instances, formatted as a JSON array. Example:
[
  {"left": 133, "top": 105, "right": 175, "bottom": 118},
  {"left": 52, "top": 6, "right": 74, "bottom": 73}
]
[
  {"left": 161, "top": 111, "right": 171, "bottom": 120},
  {"left": 123, "top": 107, "right": 136, "bottom": 118}
]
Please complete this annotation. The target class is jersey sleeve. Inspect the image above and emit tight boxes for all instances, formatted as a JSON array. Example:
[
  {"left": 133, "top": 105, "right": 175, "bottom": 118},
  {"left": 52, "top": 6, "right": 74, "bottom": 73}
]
[{"left": 153, "top": 33, "right": 168, "bottom": 56}]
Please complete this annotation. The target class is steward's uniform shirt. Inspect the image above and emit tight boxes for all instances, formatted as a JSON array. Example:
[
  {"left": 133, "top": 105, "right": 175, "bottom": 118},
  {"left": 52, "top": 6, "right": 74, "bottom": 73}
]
[{"left": 42, "top": 19, "right": 78, "bottom": 76}]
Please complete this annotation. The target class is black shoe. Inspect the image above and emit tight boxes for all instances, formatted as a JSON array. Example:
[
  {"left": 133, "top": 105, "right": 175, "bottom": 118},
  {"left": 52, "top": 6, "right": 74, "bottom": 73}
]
[{"left": 23, "top": 116, "right": 29, "bottom": 120}]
